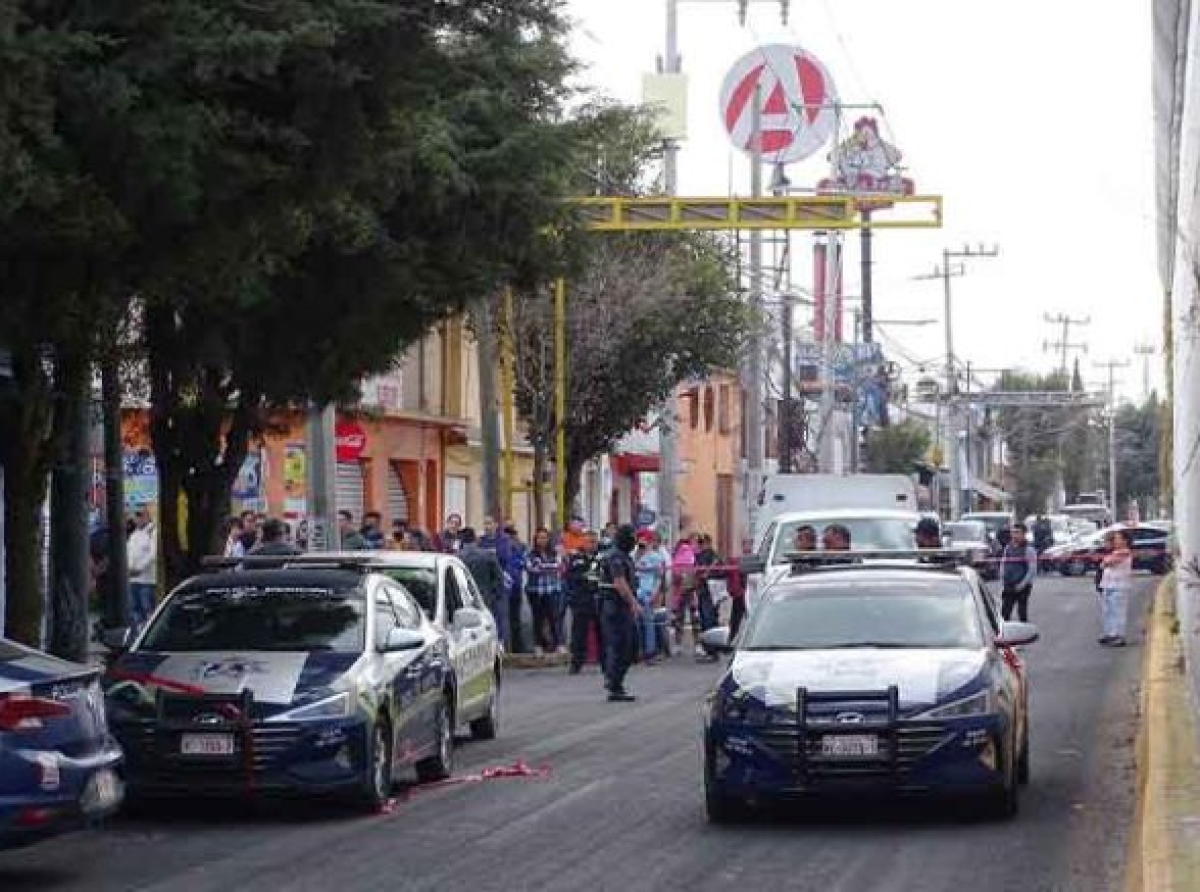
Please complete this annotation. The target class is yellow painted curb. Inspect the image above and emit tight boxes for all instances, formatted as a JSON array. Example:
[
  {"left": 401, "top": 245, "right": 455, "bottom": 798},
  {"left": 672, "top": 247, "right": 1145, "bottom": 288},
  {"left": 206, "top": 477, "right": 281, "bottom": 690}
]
[{"left": 1127, "top": 576, "right": 1200, "bottom": 892}]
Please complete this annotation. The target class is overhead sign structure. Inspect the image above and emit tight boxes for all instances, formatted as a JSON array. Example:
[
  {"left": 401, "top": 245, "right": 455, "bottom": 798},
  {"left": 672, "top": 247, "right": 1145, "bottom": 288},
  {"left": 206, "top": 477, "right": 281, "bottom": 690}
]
[
  {"left": 719, "top": 44, "right": 838, "bottom": 165},
  {"left": 818, "top": 116, "right": 914, "bottom": 206}
]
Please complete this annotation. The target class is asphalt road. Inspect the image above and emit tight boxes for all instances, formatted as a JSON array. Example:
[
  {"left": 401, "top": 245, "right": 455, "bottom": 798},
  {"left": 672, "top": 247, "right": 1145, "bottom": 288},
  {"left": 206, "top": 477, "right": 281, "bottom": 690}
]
[{"left": 3, "top": 573, "right": 1150, "bottom": 892}]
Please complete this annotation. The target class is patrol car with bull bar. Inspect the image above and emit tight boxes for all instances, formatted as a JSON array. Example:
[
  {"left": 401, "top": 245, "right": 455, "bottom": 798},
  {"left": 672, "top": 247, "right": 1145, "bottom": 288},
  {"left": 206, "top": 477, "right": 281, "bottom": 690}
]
[
  {"left": 102, "top": 556, "right": 461, "bottom": 809},
  {"left": 700, "top": 549, "right": 1036, "bottom": 822}
]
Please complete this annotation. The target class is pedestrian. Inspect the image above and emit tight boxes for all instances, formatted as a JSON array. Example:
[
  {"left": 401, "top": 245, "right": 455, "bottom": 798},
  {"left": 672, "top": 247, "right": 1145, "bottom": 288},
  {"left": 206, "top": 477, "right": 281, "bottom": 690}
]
[
  {"left": 360, "top": 511, "right": 386, "bottom": 550},
  {"left": 727, "top": 542, "right": 750, "bottom": 642},
  {"left": 1097, "top": 528, "right": 1133, "bottom": 646},
  {"left": 436, "top": 513, "right": 464, "bottom": 554},
  {"left": 338, "top": 510, "right": 368, "bottom": 551},
  {"left": 915, "top": 516, "right": 942, "bottom": 549},
  {"left": 526, "top": 527, "right": 563, "bottom": 654},
  {"left": 1000, "top": 522, "right": 1038, "bottom": 622},
  {"left": 822, "top": 523, "right": 852, "bottom": 551},
  {"left": 459, "top": 527, "right": 508, "bottom": 648},
  {"left": 670, "top": 535, "right": 699, "bottom": 647},
  {"left": 560, "top": 516, "right": 590, "bottom": 555},
  {"left": 694, "top": 533, "right": 722, "bottom": 647},
  {"left": 597, "top": 524, "right": 642, "bottom": 702},
  {"left": 599, "top": 521, "right": 619, "bottom": 552},
  {"left": 502, "top": 523, "right": 528, "bottom": 653},
  {"left": 238, "top": 510, "right": 259, "bottom": 554},
  {"left": 223, "top": 516, "right": 246, "bottom": 558},
  {"left": 250, "top": 518, "right": 300, "bottom": 556},
  {"left": 565, "top": 531, "right": 603, "bottom": 674},
  {"left": 126, "top": 505, "right": 157, "bottom": 627},
  {"left": 634, "top": 530, "right": 668, "bottom": 663}
]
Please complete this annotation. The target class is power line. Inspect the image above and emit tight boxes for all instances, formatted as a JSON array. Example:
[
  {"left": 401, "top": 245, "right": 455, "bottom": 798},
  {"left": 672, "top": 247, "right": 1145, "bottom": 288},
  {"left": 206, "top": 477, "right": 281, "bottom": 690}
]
[{"left": 1042, "top": 312, "right": 1091, "bottom": 383}]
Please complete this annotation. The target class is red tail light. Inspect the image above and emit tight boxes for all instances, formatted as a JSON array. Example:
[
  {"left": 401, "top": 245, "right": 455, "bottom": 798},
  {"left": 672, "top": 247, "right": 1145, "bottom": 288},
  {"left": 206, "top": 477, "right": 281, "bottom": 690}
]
[{"left": 0, "top": 694, "right": 72, "bottom": 732}]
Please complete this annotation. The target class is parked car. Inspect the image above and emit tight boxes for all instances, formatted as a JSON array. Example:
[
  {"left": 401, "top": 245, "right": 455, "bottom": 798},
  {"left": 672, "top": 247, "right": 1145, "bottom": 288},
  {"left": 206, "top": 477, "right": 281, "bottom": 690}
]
[
  {"left": 944, "top": 520, "right": 995, "bottom": 579},
  {"left": 104, "top": 563, "right": 456, "bottom": 808},
  {"left": 701, "top": 556, "right": 1036, "bottom": 822},
  {"left": 1044, "top": 524, "right": 1172, "bottom": 576},
  {"left": 1, "top": 638, "right": 124, "bottom": 849}
]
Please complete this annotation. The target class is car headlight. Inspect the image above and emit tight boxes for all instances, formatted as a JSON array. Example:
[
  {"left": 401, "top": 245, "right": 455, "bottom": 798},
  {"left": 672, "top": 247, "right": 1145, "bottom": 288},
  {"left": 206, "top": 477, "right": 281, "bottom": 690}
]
[
  {"left": 715, "top": 690, "right": 789, "bottom": 725},
  {"left": 915, "top": 689, "right": 994, "bottom": 720},
  {"left": 267, "top": 692, "right": 352, "bottom": 723}
]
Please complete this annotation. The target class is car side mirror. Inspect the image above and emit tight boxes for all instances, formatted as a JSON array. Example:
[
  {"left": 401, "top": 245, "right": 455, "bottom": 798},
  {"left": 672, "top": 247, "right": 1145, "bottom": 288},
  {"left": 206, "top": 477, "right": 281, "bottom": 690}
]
[
  {"left": 380, "top": 627, "right": 425, "bottom": 653},
  {"left": 738, "top": 554, "right": 766, "bottom": 575},
  {"left": 452, "top": 607, "right": 485, "bottom": 632},
  {"left": 996, "top": 621, "right": 1039, "bottom": 648},
  {"left": 100, "top": 627, "right": 133, "bottom": 653},
  {"left": 698, "top": 626, "right": 734, "bottom": 654}
]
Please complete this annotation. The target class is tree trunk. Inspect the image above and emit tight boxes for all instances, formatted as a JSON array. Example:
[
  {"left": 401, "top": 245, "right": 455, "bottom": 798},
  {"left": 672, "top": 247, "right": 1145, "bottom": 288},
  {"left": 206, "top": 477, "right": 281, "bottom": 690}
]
[
  {"left": 475, "top": 298, "right": 502, "bottom": 522},
  {"left": 531, "top": 443, "right": 547, "bottom": 532},
  {"left": 48, "top": 350, "right": 91, "bottom": 662},
  {"left": 101, "top": 350, "right": 129, "bottom": 627},
  {"left": 0, "top": 349, "right": 56, "bottom": 646}
]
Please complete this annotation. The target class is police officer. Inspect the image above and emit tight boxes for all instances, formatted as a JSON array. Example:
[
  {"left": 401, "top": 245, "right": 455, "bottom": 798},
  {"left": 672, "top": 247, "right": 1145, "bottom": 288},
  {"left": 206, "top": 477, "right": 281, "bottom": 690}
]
[
  {"left": 566, "top": 531, "right": 603, "bottom": 675},
  {"left": 598, "top": 524, "right": 642, "bottom": 702}
]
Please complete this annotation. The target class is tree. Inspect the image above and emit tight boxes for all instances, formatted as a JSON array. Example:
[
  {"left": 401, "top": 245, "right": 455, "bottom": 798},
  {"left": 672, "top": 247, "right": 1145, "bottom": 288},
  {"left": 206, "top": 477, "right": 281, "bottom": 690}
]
[
  {"left": 863, "top": 421, "right": 930, "bottom": 475},
  {"left": 37, "top": 0, "right": 584, "bottom": 585},
  {"left": 1114, "top": 394, "right": 1162, "bottom": 514}
]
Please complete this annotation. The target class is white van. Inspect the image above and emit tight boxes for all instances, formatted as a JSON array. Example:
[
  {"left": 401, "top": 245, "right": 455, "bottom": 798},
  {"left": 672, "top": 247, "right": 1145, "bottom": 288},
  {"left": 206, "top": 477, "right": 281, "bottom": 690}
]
[{"left": 755, "top": 474, "right": 918, "bottom": 541}]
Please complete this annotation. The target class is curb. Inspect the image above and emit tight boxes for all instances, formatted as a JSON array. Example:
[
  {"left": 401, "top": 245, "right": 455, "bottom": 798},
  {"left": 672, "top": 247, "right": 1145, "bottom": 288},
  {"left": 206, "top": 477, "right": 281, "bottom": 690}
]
[{"left": 1127, "top": 575, "right": 1200, "bottom": 892}]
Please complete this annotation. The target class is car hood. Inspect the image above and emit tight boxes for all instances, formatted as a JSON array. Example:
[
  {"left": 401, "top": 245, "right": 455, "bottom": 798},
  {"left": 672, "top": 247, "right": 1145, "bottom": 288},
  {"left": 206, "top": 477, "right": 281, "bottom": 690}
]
[
  {"left": 727, "top": 648, "right": 987, "bottom": 710},
  {"left": 106, "top": 650, "right": 361, "bottom": 717}
]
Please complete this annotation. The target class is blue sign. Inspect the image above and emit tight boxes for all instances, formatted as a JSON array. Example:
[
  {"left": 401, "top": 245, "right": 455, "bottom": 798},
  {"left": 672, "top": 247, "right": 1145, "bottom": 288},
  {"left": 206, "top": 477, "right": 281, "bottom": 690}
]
[{"left": 636, "top": 508, "right": 657, "bottom": 528}]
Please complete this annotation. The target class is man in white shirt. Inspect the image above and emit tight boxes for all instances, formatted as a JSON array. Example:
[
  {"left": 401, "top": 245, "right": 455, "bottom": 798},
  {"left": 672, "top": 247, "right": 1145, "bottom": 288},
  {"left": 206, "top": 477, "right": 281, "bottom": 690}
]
[{"left": 127, "top": 505, "right": 158, "bottom": 626}]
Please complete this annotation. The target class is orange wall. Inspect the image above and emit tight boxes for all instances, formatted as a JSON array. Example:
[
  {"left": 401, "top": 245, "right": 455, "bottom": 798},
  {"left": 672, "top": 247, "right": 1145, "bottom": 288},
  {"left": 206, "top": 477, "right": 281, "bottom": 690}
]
[{"left": 676, "top": 374, "right": 742, "bottom": 545}]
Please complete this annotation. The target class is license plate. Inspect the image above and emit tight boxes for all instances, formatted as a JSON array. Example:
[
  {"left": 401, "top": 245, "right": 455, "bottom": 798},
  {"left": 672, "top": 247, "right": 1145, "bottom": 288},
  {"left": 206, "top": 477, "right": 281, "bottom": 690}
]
[
  {"left": 821, "top": 734, "right": 879, "bottom": 757},
  {"left": 82, "top": 768, "right": 121, "bottom": 814},
  {"left": 180, "top": 733, "right": 236, "bottom": 756}
]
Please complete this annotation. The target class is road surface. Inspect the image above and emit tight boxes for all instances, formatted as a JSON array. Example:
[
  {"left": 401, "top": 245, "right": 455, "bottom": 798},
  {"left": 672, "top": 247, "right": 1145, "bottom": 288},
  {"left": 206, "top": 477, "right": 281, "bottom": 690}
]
[{"left": 2, "top": 574, "right": 1150, "bottom": 892}]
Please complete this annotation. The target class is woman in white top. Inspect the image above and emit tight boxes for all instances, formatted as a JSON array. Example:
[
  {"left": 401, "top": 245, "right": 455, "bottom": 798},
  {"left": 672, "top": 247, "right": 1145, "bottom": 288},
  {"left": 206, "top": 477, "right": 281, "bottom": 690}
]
[{"left": 1098, "top": 528, "right": 1133, "bottom": 647}]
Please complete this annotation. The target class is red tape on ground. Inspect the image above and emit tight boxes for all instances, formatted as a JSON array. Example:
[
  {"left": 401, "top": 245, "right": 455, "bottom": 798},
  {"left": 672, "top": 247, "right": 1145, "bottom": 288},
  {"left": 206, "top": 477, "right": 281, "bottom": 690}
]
[{"left": 377, "top": 761, "right": 552, "bottom": 814}]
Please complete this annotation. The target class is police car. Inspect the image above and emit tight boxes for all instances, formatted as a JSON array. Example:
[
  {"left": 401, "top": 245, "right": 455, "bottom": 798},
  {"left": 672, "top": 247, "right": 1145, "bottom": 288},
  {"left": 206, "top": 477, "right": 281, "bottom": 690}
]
[
  {"left": 1, "top": 638, "right": 124, "bottom": 849},
  {"left": 322, "top": 551, "right": 502, "bottom": 740},
  {"left": 104, "top": 561, "right": 454, "bottom": 808},
  {"left": 701, "top": 551, "right": 1036, "bottom": 822}
]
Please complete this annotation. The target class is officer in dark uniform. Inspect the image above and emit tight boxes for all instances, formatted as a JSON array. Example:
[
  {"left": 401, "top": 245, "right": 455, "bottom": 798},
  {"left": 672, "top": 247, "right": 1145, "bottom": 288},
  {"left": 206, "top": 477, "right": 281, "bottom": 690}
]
[
  {"left": 566, "top": 532, "right": 603, "bottom": 675},
  {"left": 598, "top": 524, "right": 642, "bottom": 702}
]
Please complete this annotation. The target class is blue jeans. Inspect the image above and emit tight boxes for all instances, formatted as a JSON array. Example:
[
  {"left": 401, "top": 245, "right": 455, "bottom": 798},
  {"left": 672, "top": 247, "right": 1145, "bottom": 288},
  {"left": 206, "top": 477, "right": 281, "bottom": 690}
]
[
  {"left": 488, "top": 590, "right": 511, "bottom": 650},
  {"left": 1101, "top": 587, "right": 1128, "bottom": 638},
  {"left": 637, "top": 593, "right": 656, "bottom": 658},
  {"left": 130, "top": 583, "right": 156, "bottom": 627}
]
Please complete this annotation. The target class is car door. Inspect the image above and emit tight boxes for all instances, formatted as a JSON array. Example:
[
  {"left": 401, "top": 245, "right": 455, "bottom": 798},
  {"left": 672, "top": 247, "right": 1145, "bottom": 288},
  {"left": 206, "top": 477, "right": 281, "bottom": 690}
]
[
  {"left": 746, "top": 521, "right": 778, "bottom": 613},
  {"left": 453, "top": 563, "right": 496, "bottom": 719},
  {"left": 439, "top": 566, "right": 474, "bottom": 721},
  {"left": 368, "top": 581, "right": 417, "bottom": 764},
  {"left": 974, "top": 577, "right": 1024, "bottom": 729},
  {"left": 386, "top": 583, "right": 444, "bottom": 758}
]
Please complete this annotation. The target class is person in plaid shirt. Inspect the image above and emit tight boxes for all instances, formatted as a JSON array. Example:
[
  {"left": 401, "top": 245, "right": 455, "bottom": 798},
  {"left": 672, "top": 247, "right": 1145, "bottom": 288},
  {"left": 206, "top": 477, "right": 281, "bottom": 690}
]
[{"left": 526, "top": 527, "right": 564, "bottom": 654}]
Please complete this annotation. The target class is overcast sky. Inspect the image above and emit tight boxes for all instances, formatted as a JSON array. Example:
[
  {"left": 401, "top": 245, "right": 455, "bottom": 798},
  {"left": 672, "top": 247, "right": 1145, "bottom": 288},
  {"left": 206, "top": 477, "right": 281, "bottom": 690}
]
[{"left": 564, "top": 0, "right": 1159, "bottom": 401}]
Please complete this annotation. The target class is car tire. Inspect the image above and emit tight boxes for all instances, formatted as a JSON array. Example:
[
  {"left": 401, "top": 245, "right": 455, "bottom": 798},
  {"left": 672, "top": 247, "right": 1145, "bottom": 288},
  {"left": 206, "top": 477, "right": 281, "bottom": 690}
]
[
  {"left": 416, "top": 695, "right": 454, "bottom": 782},
  {"left": 704, "top": 743, "right": 749, "bottom": 824},
  {"left": 360, "top": 718, "right": 393, "bottom": 810},
  {"left": 470, "top": 671, "right": 500, "bottom": 741},
  {"left": 983, "top": 731, "right": 1020, "bottom": 820}
]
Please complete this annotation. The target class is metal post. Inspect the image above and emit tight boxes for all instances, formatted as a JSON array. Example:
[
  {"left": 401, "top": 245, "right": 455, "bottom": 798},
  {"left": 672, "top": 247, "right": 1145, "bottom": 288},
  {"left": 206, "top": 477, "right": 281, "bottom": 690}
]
[
  {"left": 778, "top": 289, "right": 794, "bottom": 473},
  {"left": 860, "top": 210, "right": 874, "bottom": 344},
  {"left": 817, "top": 104, "right": 843, "bottom": 473},
  {"left": 942, "top": 249, "right": 960, "bottom": 520},
  {"left": 305, "top": 404, "right": 338, "bottom": 551},
  {"left": 746, "top": 85, "right": 765, "bottom": 531},
  {"left": 554, "top": 278, "right": 568, "bottom": 529},
  {"left": 657, "top": 0, "right": 682, "bottom": 544},
  {"left": 101, "top": 352, "right": 129, "bottom": 627}
]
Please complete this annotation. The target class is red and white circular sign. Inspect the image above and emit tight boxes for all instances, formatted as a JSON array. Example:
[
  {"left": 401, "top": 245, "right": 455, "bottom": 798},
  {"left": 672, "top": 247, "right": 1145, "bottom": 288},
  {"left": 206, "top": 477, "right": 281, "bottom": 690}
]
[
  {"left": 335, "top": 420, "right": 368, "bottom": 463},
  {"left": 718, "top": 44, "right": 839, "bottom": 166}
]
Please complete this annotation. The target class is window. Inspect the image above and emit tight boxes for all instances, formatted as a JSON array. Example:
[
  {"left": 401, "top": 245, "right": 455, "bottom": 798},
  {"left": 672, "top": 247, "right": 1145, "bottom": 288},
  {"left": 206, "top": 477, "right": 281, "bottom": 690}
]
[
  {"left": 444, "top": 566, "right": 465, "bottom": 617},
  {"left": 384, "top": 582, "right": 422, "bottom": 630},
  {"left": 382, "top": 567, "right": 438, "bottom": 619},
  {"left": 374, "top": 592, "right": 400, "bottom": 649},
  {"left": 456, "top": 566, "right": 485, "bottom": 609},
  {"left": 688, "top": 387, "right": 700, "bottom": 429},
  {"left": 703, "top": 387, "right": 715, "bottom": 432},
  {"left": 718, "top": 384, "right": 732, "bottom": 434}
]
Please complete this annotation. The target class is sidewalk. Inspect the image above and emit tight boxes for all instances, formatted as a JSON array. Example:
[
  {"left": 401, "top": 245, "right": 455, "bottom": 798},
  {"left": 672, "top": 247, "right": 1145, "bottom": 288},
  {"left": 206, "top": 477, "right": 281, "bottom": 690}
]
[{"left": 1127, "top": 576, "right": 1200, "bottom": 891}]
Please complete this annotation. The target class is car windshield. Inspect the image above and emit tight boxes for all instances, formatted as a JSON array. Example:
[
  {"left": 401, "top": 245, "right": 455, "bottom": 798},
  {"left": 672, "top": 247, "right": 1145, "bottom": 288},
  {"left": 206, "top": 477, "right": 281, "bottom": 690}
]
[
  {"left": 139, "top": 584, "right": 366, "bottom": 653},
  {"left": 380, "top": 568, "right": 438, "bottom": 618},
  {"left": 742, "top": 578, "right": 983, "bottom": 650},
  {"left": 945, "top": 522, "right": 986, "bottom": 542},
  {"left": 961, "top": 514, "right": 1009, "bottom": 535},
  {"left": 772, "top": 517, "right": 915, "bottom": 563}
]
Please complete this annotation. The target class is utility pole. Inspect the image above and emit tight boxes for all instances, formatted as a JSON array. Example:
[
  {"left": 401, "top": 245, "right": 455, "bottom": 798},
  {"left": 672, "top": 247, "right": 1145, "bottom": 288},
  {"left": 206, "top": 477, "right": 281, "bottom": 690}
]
[
  {"left": 305, "top": 405, "right": 338, "bottom": 550},
  {"left": 1134, "top": 342, "right": 1156, "bottom": 400},
  {"left": 778, "top": 289, "right": 795, "bottom": 473},
  {"left": 915, "top": 244, "right": 998, "bottom": 518},
  {"left": 1095, "top": 359, "right": 1130, "bottom": 519},
  {"left": 1042, "top": 313, "right": 1090, "bottom": 383},
  {"left": 746, "top": 85, "right": 765, "bottom": 529}
]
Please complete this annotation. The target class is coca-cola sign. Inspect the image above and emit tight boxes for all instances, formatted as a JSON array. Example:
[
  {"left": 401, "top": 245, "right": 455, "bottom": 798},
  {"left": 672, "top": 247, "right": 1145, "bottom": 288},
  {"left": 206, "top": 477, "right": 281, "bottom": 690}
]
[{"left": 335, "top": 420, "right": 368, "bottom": 462}]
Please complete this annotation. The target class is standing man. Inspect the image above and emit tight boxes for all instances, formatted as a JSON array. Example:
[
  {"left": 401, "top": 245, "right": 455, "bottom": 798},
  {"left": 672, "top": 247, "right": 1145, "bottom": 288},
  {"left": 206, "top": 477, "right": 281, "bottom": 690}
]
[
  {"left": 1000, "top": 523, "right": 1039, "bottom": 622},
  {"left": 337, "top": 510, "right": 368, "bottom": 551},
  {"left": 597, "top": 524, "right": 642, "bottom": 702},
  {"left": 126, "top": 506, "right": 157, "bottom": 627},
  {"left": 565, "top": 532, "right": 602, "bottom": 675},
  {"left": 502, "top": 523, "right": 528, "bottom": 653},
  {"left": 360, "top": 511, "right": 386, "bottom": 550},
  {"left": 250, "top": 518, "right": 300, "bottom": 556},
  {"left": 915, "top": 517, "right": 942, "bottom": 549},
  {"left": 459, "top": 527, "right": 508, "bottom": 648}
]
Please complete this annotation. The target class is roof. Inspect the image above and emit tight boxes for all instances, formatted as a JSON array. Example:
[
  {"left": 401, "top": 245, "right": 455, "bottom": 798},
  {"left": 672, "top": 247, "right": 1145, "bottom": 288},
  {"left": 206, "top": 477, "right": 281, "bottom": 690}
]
[
  {"left": 772, "top": 562, "right": 973, "bottom": 589},
  {"left": 184, "top": 568, "right": 369, "bottom": 592},
  {"left": 767, "top": 508, "right": 921, "bottom": 524}
]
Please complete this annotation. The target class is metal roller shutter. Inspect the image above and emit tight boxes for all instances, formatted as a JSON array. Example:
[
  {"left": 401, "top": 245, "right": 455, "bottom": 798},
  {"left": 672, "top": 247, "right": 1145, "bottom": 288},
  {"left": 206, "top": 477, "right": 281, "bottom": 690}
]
[
  {"left": 335, "top": 462, "right": 366, "bottom": 525},
  {"left": 386, "top": 464, "right": 410, "bottom": 526}
]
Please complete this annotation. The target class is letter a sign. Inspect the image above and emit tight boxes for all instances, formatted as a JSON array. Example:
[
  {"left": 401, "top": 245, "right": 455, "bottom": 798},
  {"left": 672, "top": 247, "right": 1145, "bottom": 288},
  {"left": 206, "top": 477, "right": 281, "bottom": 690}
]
[{"left": 719, "top": 44, "right": 839, "bottom": 166}]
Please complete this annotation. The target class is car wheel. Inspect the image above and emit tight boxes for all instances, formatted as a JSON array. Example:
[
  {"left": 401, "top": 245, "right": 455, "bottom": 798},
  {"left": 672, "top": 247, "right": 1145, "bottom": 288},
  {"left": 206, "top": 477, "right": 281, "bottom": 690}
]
[
  {"left": 983, "top": 730, "right": 1019, "bottom": 820},
  {"left": 416, "top": 695, "right": 454, "bottom": 782},
  {"left": 360, "top": 718, "right": 393, "bottom": 810},
  {"left": 470, "top": 671, "right": 500, "bottom": 741},
  {"left": 704, "top": 743, "right": 748, "bottom": 824}
]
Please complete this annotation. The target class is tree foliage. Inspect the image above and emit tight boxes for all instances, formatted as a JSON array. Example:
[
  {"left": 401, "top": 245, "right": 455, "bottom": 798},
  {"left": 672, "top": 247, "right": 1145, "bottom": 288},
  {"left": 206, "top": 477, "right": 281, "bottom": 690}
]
[
  {"left": 1115, "top": 394, "right": 1163, "bottom": 514},
  {"left": 864, "top": 421, "right": 930, "bottom": 475}
]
